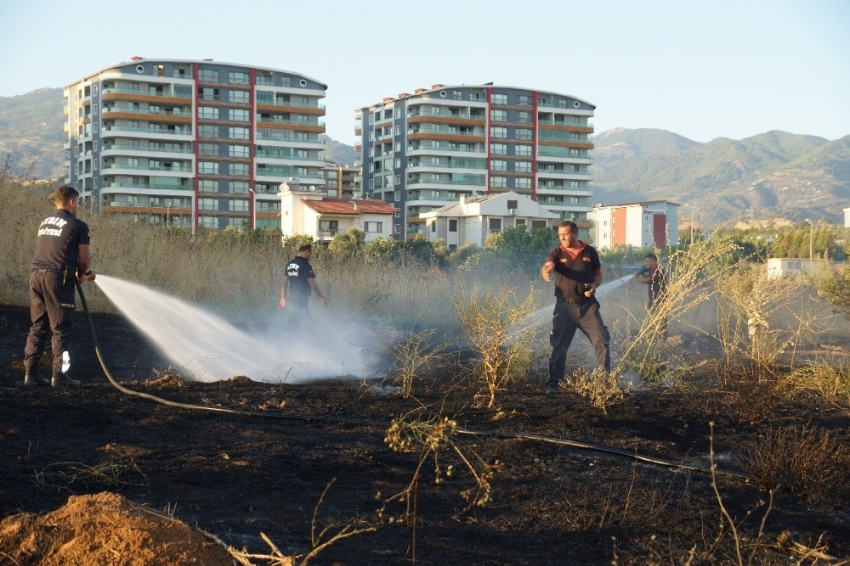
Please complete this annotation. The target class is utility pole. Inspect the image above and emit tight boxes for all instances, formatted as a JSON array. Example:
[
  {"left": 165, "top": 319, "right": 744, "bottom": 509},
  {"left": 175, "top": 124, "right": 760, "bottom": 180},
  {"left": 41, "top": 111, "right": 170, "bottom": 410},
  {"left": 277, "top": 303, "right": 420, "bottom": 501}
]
[{"left": 806, "top": 219, "right": 814, "bottom": 260}]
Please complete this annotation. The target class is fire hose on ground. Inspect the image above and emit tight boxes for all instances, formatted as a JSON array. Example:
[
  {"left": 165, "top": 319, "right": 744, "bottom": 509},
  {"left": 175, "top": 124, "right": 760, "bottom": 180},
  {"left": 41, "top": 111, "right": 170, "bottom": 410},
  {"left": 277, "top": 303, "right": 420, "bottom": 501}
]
[{"left": 75, "top": 279, "right": 752, "bottom": 481}]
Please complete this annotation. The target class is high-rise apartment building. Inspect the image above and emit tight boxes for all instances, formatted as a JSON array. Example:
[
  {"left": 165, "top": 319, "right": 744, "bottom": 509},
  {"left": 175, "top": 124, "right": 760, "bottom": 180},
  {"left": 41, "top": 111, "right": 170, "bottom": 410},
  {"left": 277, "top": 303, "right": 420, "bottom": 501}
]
[
  {"left": 354, "top": 84, "right": 594, "bottom": 239},
  {"left": 64, "top": 58, "right": 327, "bottom": 231}
]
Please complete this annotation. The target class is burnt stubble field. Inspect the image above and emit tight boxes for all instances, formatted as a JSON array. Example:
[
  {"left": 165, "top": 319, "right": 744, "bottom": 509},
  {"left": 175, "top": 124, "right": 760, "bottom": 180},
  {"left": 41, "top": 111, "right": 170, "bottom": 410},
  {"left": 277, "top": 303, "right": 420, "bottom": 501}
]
[{"left": 1, "top": 304, "right": 849, "bottom": 565}]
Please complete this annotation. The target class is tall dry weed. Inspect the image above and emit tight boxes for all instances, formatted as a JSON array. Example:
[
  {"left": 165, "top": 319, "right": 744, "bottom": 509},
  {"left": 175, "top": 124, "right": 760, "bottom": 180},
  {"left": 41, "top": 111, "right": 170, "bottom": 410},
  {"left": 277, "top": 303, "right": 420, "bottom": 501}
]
[
  {"left": 453, "top": 282, "right": 541, "bottom": 408},
  {"left": 616, "top": 238, "right": 741, "bottom": 383}
]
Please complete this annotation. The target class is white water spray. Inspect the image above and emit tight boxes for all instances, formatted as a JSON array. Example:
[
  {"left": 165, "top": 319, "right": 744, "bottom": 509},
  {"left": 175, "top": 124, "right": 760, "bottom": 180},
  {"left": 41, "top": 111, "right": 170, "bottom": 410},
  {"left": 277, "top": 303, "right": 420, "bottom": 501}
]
[
  {"left": 525, "top": 274, "right": 636, "bottom": 327},
  {"left": 94, "top": 275, "right": 371, "bottom": 383}
]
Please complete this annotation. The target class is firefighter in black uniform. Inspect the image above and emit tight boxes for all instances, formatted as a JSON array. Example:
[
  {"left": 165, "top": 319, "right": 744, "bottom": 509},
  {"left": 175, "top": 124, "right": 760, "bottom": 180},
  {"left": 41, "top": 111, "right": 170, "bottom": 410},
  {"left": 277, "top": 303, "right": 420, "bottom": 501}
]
[
  {"left": 278, "top": 243, "right": 326, "bottom": 334},
  {"left": 540, "top": 220, "right": 611, "bottom": 394},
  {"left": 634, "top": 252, "right": 668, "bottom": 338},
  {"left": 23, "top": 185, "right": 96, "bottom": 387}
]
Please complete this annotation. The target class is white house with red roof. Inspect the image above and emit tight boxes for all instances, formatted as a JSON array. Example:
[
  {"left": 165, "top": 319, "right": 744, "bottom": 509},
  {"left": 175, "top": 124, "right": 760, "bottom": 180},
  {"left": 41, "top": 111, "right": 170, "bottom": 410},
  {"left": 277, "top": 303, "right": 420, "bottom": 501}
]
[
  {"left": 279, "top": 181, "right": 397, "bottom": 242},
  {"left": 420, "top": 191, "right": 559, "bottom": 250}
]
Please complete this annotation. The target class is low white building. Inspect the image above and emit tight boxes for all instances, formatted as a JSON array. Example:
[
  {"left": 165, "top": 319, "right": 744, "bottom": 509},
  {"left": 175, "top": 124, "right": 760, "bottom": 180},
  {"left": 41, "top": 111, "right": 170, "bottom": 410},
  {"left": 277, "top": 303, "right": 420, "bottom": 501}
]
[
  {"left": 279, "top": 182, "right": 397, "bottom": 242},
  {"left": 766, "top": 258, "right": 822, "bottom": 279},
  {"left": 592, "top": 201, "right": 679, "bottom": 250},
  {"left": 420, "top": 191, "right": 559, "bottom": 250}
]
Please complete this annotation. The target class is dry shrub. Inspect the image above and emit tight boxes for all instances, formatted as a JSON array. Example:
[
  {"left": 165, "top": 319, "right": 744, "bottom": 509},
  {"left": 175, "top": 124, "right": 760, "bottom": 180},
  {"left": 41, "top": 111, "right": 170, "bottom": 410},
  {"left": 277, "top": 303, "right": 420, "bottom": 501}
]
[
  {"left": 738, "top": 424, "right": 850, "bottom": 503},
  {"left": 382, "top": 413, "right": 499, "bottom": 516},
  {"left": 384, "top": 327, "right": 452, "bottom": 398},
  {"left": 453, "top": 283, "right": 540, "bottom": 408},
  {"left": 788, "top": 362, "right": 850, "bottom": 409},
  {"left": 709, "top": 362, "right": 790, "bottom": 425},
  {"left": 716, "top": 263, "right": 808, "bottom": 366},
  {"left": 567, "top": 367, "right": 626, "bottom": 414}
]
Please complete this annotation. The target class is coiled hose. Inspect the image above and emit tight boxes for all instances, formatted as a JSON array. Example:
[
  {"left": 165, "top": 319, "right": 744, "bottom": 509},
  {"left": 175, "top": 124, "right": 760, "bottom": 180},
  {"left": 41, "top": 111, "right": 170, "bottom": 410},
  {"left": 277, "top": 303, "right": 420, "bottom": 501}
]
[{"left": 76, "top": 280, "right": 751, "bottom": 480}]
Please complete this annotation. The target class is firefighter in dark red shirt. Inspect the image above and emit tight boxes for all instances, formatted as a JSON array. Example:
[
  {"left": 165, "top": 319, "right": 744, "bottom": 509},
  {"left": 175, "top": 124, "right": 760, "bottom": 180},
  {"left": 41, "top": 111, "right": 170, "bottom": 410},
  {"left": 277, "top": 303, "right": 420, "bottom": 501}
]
[
  {"left": 23, "top": 186, "right": 96, "bottom": 387},
  {"left": 540, "top": 220, "right": 611, "bottom": 394}
]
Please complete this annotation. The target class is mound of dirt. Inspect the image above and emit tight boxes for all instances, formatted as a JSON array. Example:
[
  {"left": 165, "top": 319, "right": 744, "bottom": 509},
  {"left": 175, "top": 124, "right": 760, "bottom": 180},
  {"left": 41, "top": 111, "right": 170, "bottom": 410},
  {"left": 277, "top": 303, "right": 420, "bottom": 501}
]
[{"left": 0, "top": 492, "right": 234, "bottom": 565}]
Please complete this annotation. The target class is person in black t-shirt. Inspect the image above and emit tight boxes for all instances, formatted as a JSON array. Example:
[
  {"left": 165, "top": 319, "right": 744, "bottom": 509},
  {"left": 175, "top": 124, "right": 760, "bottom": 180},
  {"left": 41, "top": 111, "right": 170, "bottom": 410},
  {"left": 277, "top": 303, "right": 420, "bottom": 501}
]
[
  {"left": 278, "top": 244, "right": 327, "bottom": 332},
  {"left": 540, "top": 221, "right": 611, "bottom": 393},
  {"left": 634, "top": 253, "right": 668, "bottom": 337},
  {"left": 23, "top": 185, "right": 96, "bottom": 387}
]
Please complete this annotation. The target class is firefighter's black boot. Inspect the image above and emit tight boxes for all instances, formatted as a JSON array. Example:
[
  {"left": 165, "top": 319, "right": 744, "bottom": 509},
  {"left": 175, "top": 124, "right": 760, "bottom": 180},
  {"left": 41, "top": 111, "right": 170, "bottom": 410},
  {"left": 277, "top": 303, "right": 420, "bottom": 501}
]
[
  {"left": 24, "top": 361, "right": 50, "bottom": 386},
  {"left": 51, "top": 366, "right": 80, "bottom": 387}
]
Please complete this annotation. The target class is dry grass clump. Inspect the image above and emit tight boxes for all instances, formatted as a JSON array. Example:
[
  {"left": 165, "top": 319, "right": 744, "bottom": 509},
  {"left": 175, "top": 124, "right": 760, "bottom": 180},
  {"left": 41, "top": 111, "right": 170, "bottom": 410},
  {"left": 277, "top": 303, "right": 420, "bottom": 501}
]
[
  {"left": 787, "top": 362, "right": 850, "bottom": 409},
  {"left": 567, "top": 367, "right": 628, "bottom": 414},
  {"left": 738, "top": 424, "right": 850, "bottom": 503},
  {"left": 708, "top": 362, "right": 790, "bottom": 425}
]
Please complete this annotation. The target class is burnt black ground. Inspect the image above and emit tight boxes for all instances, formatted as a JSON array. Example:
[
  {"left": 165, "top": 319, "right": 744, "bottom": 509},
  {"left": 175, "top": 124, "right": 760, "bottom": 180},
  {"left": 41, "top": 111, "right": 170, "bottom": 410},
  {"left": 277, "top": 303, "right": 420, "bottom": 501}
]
[{"left": 2, "top": 303, "right": 849, "bottom": 565}]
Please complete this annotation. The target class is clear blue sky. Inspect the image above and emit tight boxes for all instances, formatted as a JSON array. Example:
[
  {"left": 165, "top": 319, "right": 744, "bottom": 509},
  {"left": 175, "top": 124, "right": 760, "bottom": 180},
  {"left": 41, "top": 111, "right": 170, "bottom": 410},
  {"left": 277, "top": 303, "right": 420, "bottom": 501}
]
[{"left": 1, "top": 0, "right": 848, "bottom": 145}]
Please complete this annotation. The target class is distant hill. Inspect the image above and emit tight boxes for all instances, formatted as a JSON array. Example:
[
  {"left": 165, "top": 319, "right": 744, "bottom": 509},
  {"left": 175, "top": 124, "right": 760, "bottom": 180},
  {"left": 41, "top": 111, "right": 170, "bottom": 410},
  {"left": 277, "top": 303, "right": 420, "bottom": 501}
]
[
  {"left": 320, "top": 135, "right": 358, "bottom": 167},
  {"left": 0, "top": 88, "right": 65, "bottom": 180},
  {"left": 2, "top": 89, "right": 848, "bottom": 226},
  {"left": 591, "top": 129, "right": 849, "bottom": 226}
]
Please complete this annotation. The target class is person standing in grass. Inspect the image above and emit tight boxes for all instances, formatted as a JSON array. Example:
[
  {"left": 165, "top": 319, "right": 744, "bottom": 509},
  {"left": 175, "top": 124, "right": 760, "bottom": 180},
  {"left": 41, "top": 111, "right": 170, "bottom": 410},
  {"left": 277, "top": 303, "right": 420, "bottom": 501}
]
[
  {"left": 23, "top": 185, "right": 97, "bottom": 387},
  {"left": 634, "top": 253, "right": 668, "bottom": 338},
  {"left": 540, "top": 220, "right": 611, "bottom": 394},
  {"left": 634, "top": 253, "right": 666, "bottom": 309},
  {"left": 279, "top": 243, "right": 327, "bottom": 332}
]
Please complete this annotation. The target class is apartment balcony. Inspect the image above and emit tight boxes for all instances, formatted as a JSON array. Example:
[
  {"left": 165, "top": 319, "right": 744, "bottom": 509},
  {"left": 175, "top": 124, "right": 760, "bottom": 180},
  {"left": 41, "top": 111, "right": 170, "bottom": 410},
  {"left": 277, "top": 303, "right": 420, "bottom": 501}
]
[
  {"left": 537, "top": 170, "right": 593, "bottom": 180},
  {"left": 102, "top": 143, "right": 193, "bottom": 155},
  {"left": 101, "top": 124, "right": 193, "bottom": 138}
]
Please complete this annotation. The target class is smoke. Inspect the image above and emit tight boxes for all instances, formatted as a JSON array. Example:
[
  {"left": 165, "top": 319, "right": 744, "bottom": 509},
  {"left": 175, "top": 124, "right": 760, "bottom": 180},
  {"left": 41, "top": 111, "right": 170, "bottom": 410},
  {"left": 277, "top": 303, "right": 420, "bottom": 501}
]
[{"left": 94, "top": 275, "right": 378, "bottom": 383}]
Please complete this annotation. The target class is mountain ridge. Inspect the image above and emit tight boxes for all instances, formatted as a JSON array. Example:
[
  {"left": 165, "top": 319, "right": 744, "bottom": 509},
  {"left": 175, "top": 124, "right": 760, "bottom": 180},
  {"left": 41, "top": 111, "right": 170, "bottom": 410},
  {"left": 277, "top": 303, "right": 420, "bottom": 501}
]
[{"left": 2, "top": 88, "right": 847, "bottom": 226}]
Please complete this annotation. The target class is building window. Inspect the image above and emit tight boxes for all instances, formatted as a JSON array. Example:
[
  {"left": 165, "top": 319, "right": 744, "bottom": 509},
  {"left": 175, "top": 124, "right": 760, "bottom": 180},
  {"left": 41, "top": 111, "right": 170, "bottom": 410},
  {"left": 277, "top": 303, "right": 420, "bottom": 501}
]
[
  {"left": 229, "top": 108, "right": 250, "bottom": 122},
  {"left": 199, "top": 162, "right": 219, "bottom": 175},
  {"left": 516, "top": 145, "right": 532, "bottom": 157},
  {"left": 368, "top": 114, "right": 374, "bottom": 125},
  {"left": 394, "top": 224, "right": 400, "bottom": 234},
  {"left": 490, "top": 127, "right": 508, "bottom": 139},
  {"left": 490, "top": 176, "right": 507, "bottom": 188},
  {"left": 515, "top": 177, "right": 532, "bottom": 189},
  {"left": 449, "top": 219, "right": 458, "bottom": 232},
  {"left": 199, "top": 143, "right": 219, "bottom": 156},
  {"left": 199, "top": 106, "right": 218, "bottom": 120},
  {"left": 394, "top": 158, "right": 401, "bottom": 168},
  {"left": 230, "top": 90, "right": 250, "bottom": 104},
  {"left": 230, "top": 163, "right": 249, "bottom": 176},
  {"left": 199, "top": 180, "right": 220, "bottom": 192},
  {"left": 364, "top": 221, "right": 383, "bottom": 233},
  {"left": 198, "top": 198, "right": 219, "bottom": 211},
  {"left": 199, "top": 125, "right": 219, "bottom": 139},
  {"left": 228, "top": 127, "right": 250, "bottom": 140},
  {"left": 229, "top": 199, "right": 249, "bottom": 212},
  {"left": 490, "top": 160, "right": 507, "bottom": 172},
  {"left": 515, "top": 161, "right": 532, "bottom": 173},
  {"left": 490, "top": 109, "right": 508, "bottom": 122},
  {"left": 491, "top": 93, "right": 508, "bottom": 105},
  {"left": 228, "top": 71, "right": 249, "bottom": 85},
  {"left": 453, "top": 90, "right": 463, "bottom": 100},
  {"left": 517, "top": 95, "right": 531, "bottom": 107},
  {"left": 229, "top": 145, "right": 250, "bottom": 158},
  {"left": 517, "top": 111, "right": 532, "bottom": 123},
  {"left": 199, "top": 69, "right": 219, "bottom": 83},
  {"left": 489, "top": 218, "right": 502, "bottom": 231},
  {"left": 490, "top": 143, "right": 507, "bottom": 155},
  {"left": 394, "top": 191, "right": 400, "bottom": 201}
]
